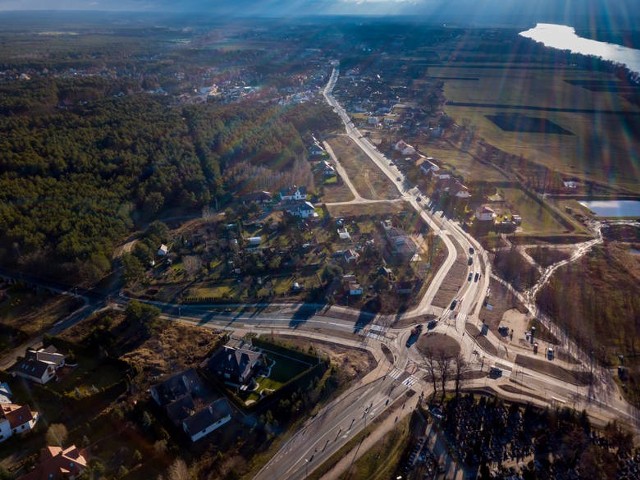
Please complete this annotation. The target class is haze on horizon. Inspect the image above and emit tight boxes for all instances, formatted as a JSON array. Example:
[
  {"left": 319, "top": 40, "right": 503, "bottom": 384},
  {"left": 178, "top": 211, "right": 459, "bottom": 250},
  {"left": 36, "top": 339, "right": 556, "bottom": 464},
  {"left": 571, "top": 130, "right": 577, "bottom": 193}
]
[{"left": 0, "top": 0, "right": 638, "bottom": 30}]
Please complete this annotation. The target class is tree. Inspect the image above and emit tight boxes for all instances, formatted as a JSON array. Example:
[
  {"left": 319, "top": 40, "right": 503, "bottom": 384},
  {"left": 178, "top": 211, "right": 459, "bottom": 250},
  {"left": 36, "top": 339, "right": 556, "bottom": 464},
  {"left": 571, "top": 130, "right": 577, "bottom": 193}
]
[
  {"left": 183, "top": 255, "right": 202, "bottom": 280},
  {"left": 46, "top": 423, "right": 68, "bottom": 447},
  {"left": 122, "top": 253, "right": 145, "bottom": 286},
  {"left": 436, "top": 351, "right": 452, "bottom": 400},
  {"left": 424, "top": 348, "right": 438, "bottom": 397},
  {"left": 453, "top": 353, "right": 468, "bottom": 397},
  {"left": 167, "top": 458, "right": 190, "bottom": 480}
]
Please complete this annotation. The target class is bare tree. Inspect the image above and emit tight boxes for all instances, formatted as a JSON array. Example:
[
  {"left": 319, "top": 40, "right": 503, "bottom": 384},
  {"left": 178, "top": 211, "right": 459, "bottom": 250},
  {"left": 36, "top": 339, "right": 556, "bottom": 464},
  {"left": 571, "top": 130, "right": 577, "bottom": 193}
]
[
  {"left": 436, "top": 351, "right": 452, "bottom": 400},
  {"left": 183, "top": 255, "right": 202, "bottom": 280},
  {"left": 167, "top": 458, "right": 190, "bottom": 480},
  {"left": 453, "top": 353, "right": 468, "bottom": 397},
  {"left": 424, "top": 348, "right": 439, "bottom": 397},
  {"left": 46, "top": 423, "right": 68, "bottom": 447}
]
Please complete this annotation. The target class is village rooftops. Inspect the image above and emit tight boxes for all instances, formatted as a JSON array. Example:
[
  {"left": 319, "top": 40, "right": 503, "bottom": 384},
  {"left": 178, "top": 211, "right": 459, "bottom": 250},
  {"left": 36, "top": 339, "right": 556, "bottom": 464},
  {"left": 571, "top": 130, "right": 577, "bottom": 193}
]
[
  {"left": 18, "top": 445, "right": 87, "bottom": 480},
  {"left": 150, "top": 368, "right": 204, "bottom": 407},
  {"left": 279, "top": 185, "right": 307, "bottom": 201},
  {"left": 2, "top": 403, "right": 38, "bottom": 430},
  {"left": 205, "top": 345, "right": 264, "bottom": 386},
  {"left": 182, "top": 398, "right": 232, "bottom": 442},
  {"left": 165, "top": 394, "right": 196, "bottom": 427}
]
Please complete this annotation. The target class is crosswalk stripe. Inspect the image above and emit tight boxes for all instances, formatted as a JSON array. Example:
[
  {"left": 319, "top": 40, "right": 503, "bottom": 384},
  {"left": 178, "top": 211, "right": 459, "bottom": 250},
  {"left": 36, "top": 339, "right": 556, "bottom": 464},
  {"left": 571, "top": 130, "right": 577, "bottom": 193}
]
[{"left": 402, "top": 375, "right": 419, "bottom": 387}]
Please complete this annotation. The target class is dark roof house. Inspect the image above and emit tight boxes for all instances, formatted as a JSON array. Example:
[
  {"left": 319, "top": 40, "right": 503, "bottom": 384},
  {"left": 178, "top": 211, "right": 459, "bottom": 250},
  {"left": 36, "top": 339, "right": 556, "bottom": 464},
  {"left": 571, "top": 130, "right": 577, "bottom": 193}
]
[
  {"left": 182, "top": 398, "right": 232, "bottom": 442},
  {"left": 150, "top": 369, "right": 204, "bottom": 407},
  {"left": 205, "top": 345, "right": 264, "bottom": 386}
]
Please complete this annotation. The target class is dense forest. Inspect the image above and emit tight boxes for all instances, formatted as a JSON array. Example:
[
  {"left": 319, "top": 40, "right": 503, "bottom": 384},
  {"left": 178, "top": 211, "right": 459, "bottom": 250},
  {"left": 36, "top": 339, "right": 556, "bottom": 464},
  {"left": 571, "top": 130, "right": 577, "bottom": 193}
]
[{"left": 0, "top": 80, "right": 339, "bottom": 282}]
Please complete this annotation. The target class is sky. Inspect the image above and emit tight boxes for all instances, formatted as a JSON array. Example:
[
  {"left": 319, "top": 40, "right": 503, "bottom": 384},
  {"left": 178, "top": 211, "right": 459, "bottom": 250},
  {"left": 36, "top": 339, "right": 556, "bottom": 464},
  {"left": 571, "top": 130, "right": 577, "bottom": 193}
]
[{"left": 0, "top": 0, "right": 637, "bottom": 29}]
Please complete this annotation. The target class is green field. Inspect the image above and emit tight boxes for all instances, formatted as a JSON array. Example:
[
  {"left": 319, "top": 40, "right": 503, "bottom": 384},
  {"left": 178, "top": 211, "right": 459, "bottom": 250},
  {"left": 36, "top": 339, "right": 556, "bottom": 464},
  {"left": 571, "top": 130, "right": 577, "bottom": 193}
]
[
  {"left": 498, "top": 187, "right": 569, "bottom": 235},
  {"left": 417, "top": 143, "right": 508, "bottom": 183},
  {"left": 432, "top": 65, "right": 640, "bottom": 193}
]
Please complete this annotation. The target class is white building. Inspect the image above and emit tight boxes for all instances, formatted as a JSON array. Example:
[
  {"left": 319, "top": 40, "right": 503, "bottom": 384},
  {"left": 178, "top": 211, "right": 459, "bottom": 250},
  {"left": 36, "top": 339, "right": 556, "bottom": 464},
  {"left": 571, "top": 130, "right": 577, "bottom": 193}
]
[
  {"left": 183, "top": 399, "right": 232, "bottom": 442},
  {"left": 393, "top": 140, "right": 416, "bottom": 156},
  {"left": 475, "top": 205, "right": 497, "bottom": 222}
]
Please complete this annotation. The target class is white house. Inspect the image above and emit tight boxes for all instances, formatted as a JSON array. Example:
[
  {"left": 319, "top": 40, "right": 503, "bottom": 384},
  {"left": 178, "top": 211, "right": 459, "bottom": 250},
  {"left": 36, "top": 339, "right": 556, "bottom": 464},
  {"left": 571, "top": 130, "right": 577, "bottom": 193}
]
[
  {"left": 0, "top": 403, "right": 39, "bottom": 443},
  {"left": 183, "top": 398, "right": 232, "bottom": 442},
  {"left": 343, "top": 249, "right": 360, "bottom": 263},
  {"left": 12, "top": 348, "right": 64, "bottom": 385},
  {"left": 337, "top": 228, "right": 351, "bottom": 241},
  {"left": 283, "top": 200, "right": 317, "bottom": 219},
  {"left": 475, "top": 205, "right": 497, "bottom": 222},
  {"left": 279, "top": 186, "right": 307, "bottom": 201},
  {"left": 393, "top": 140, "right": 416, "bottom": 156}
]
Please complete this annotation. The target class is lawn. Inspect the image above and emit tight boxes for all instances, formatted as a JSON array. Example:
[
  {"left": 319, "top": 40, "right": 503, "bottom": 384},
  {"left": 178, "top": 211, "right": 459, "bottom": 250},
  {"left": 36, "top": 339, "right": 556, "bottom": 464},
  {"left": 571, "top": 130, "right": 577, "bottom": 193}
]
[
  {"left": 326, "top": 135, "right": 401, "bottom": 200},
  {"left": 432, "top": 65, "right": 640, "bottom": 194},
  {"left": 327, "top": 200, "right": 408, "bottom": 218},
  {"left": 50, "top": 355, "right": 125, "bottom": 399},
  {"left": 498, "top": 187, "right": 569, "bottom": 235},
  {"left": 416, "top": 142, "right": 508, "bottom": 183},
  {"left": 248, "top": 350, "right": 313, "bottom": 400}
]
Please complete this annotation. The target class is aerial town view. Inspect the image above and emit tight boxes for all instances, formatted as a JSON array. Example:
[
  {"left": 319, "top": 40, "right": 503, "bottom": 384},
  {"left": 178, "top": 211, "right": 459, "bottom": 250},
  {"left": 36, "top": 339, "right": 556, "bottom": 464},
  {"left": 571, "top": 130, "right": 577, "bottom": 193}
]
[{"left": 0, "top": 1, "right": 639, "bottom": 479}]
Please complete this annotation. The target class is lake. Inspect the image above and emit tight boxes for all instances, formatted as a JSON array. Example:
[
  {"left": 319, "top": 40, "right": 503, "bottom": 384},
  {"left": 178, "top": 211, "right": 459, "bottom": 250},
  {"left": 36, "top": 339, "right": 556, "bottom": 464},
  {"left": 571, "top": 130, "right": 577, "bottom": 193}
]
[
  {"left": 579, "top": 200, "right": 640, "bottom": 218},
  {"left": 519, "top": 23, "right": 640, "bottom": 76}
]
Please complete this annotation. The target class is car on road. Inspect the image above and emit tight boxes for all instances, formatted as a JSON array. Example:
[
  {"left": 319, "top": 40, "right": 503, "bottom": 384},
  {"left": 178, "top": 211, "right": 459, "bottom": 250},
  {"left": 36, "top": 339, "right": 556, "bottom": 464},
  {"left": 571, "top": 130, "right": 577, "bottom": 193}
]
[
  {"left": 396, "top": 176, "right": 401, "bottom": 181},
  {"left": 547, "top": 347, "right": 554, "bottom": 360},
  {"left": 467, "top": 272, "right": 473, "bottom": 281},
  {"left": 489, "top": 367, "right": 502, "bottom": 378},
  {"left": 469, "top": 247, "right": 474, "bottom": 255},
  {"left": 416, "top": 196, "right": 422, "bottom": 202},
  {"left": 474, "top": 273, "right": 480, "bottom": 282},
  {"left": 429, "top": 406, "right": 445, "bottom": 420},
  {"left": 427, "top": 319, "right": 437, "bottom": 330},
  {"left": 450, "top": 299, "right": 457, "bottom": 310},
  {"left": 467, "top": 256, "right": 473, "bottom": 265}
]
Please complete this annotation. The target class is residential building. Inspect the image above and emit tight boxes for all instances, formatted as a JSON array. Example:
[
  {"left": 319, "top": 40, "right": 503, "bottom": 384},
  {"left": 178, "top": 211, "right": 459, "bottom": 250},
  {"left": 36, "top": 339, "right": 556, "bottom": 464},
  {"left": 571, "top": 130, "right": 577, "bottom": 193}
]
[
  {"left": 475, "top": 205, "right": 497, "bottom": 222},
  {"left": 279, "top": 185, "right": 307, "bottom": 201},
  {"left": 282, "top": 200, "right": 317, "bottom": 219},
  {"left": 150, "top": 369, "right": 204, "bottom": 407},
  {"left": 393, "top": 140, "right": 416, "bottom": 156},
  {"left": 204, "top": 344, "right": 265, "bottom": 387},
  {"left": 242, "top": 191, "right": 273, "bottom": 204},
  {"left": 12, "top": 347, "right": 66, "bottom": 384},
  {"left": 0, "top": 403, "right": 39, "bottom": 442},
  {"left": 342, "top": 249, "right": 360, "bottom": 264},
  {"left": 383, "top": 226, "right": 418, "bottom": 262},
  {"left": 395, "top": 281, "right": 414, "bottom": 295},
  {"left": 337, "top": 228, "right": 351, "bottom": 241},
  {"left": 183, "top": 398, "right": 232, "bottom": 442},
  {"left": 322, "top": 161, "right": 336, "bottom": 177},
  {"left": 342, "top": 275, "right": 363, "bottom": 296},
  {"left": 18, "top": 445, "right": 87, "bottom": 480}
]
